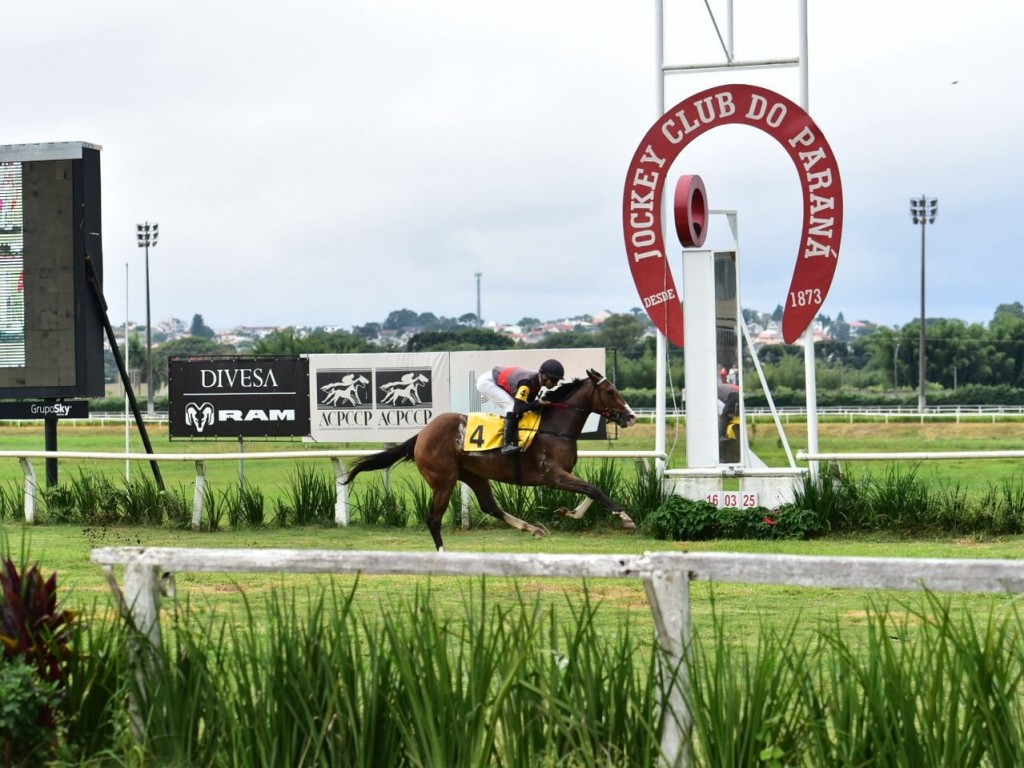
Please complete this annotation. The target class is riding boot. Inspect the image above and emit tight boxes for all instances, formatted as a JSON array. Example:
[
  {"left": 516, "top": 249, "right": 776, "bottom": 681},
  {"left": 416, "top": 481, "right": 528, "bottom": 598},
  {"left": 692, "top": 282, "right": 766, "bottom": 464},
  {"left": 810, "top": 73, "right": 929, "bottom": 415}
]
[{"left": 501, "top": 414, "right": 520, "bottom": 454}]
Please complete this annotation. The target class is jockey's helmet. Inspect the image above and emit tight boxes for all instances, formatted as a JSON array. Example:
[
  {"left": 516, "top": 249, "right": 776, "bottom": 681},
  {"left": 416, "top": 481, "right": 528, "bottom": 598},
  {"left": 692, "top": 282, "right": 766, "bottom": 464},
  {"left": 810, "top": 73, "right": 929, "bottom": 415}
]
[{"left": 539, "top": 359, "right": 564, "bottom": 382}]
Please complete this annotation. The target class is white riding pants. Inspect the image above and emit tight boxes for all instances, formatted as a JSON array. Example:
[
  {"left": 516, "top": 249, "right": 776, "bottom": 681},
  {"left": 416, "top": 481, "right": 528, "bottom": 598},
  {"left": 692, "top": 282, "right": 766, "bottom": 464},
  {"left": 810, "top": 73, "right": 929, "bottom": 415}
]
[{"left": 476, "top": 371, "right": 515, "bottom": 413}]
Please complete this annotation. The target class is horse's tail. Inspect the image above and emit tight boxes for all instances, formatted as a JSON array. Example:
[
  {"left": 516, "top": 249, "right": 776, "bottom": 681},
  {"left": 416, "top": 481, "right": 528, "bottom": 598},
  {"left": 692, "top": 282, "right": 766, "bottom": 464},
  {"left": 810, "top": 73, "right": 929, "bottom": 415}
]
[{"left": 342, "top": 435, "right": 418, "bottom": 484}]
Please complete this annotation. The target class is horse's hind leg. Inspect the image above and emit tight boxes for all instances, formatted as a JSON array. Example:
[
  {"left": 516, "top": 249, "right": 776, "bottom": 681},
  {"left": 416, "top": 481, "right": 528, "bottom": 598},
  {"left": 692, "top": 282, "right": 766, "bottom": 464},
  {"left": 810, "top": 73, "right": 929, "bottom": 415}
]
[
  {"left": 424, "top": 482, "right": 455, "bottom": 551},
  {"left": 460, "top": 473, "right": 546, "bottom": 538}
]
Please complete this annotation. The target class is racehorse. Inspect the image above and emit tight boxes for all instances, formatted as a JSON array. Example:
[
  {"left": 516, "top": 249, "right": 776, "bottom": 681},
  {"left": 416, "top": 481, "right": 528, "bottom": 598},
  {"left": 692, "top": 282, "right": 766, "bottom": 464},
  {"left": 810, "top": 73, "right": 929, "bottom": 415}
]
[{"left": 343, "top": 369, "right": 638, "bottom": 551}]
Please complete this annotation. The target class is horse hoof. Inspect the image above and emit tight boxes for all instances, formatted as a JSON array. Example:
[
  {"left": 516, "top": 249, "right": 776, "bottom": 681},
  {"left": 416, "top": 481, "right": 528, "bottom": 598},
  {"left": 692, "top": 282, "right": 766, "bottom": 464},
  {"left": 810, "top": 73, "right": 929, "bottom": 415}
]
[{"left": 553, "top": 507, "right": 570, "bottom": 518}]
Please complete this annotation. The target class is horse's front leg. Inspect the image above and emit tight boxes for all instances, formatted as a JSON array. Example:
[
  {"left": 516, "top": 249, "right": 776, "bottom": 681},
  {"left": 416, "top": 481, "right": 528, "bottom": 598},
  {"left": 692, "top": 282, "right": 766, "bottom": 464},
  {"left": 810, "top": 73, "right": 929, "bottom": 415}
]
[
  {"left": 547, "top": 472, "right": 635, "bottom": 530},
  {"left": 556, "top": 497, "right": 593, "bottom": 520}
]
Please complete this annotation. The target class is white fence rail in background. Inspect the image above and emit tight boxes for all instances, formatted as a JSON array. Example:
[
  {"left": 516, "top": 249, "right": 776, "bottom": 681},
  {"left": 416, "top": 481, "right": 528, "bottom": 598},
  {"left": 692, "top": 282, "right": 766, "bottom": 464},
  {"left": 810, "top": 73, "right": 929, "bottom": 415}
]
[
  {"left": 0, "top": 448, "right": 665, "bottom": 528},
  {"left": 632, "top": 405, "right": 1024, "bottom": 424},
  {"left": 90, "top": 547, "right": 1024, "bottom": 768},
  {"left": 6, "top": 403, "right": 1024, "bottom": 428}
]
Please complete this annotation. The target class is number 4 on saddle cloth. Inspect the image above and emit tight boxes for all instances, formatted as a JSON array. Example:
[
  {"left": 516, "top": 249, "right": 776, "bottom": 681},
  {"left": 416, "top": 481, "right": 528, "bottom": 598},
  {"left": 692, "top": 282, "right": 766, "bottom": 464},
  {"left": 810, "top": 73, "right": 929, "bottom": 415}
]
[{"left": 463, "top": 412, "right": 542, "bottom": 453}]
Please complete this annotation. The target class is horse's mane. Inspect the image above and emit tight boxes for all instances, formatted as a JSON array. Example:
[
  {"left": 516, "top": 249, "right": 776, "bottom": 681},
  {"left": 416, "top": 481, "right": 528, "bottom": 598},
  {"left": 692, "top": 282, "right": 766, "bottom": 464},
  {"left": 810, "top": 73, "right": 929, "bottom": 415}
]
[{"left": 544, "top": 376, "right": 589, "bottom": 403}]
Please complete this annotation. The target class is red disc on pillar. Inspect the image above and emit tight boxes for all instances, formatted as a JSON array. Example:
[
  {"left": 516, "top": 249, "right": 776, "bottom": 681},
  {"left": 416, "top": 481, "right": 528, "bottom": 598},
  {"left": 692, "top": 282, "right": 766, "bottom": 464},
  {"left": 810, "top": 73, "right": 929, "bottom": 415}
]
[{"left": 673, "top": 175, "right": 708, "bottom": 248}]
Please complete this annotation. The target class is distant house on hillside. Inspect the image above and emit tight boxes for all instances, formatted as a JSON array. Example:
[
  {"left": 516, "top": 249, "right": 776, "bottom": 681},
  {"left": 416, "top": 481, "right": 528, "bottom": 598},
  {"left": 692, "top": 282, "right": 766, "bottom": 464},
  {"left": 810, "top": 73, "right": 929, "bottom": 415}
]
[{"left": 849, "top": 320, "right": 877, "bottom": 338}]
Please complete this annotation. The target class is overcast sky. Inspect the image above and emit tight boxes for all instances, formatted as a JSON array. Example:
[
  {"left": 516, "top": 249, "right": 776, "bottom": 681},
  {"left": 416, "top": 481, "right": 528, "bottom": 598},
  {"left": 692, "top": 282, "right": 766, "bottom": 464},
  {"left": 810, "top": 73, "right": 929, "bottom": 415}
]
[{"left": 7, "top": 1, "right": 1022, "bottom": 333}]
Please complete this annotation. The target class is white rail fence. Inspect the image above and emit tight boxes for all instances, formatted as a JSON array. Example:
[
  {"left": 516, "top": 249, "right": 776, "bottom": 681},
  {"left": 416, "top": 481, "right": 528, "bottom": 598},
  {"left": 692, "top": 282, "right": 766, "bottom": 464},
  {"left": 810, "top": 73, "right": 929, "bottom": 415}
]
[
  {"left": 1, "top": 448, "right": 666, "bottom": 528},
  {"left": 9, "top": 403, "right": 1024, "bottom": 430},
  {"left": 91, "top": 547, "right": 1024, "bottom": 768}
]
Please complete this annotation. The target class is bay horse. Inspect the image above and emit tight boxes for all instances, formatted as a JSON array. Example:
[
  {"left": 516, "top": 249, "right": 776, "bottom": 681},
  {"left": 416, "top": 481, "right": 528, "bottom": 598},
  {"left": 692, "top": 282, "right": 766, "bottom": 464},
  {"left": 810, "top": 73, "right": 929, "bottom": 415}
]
[{"left": 343, "top": 369, "right": 638, "bottom": 551}]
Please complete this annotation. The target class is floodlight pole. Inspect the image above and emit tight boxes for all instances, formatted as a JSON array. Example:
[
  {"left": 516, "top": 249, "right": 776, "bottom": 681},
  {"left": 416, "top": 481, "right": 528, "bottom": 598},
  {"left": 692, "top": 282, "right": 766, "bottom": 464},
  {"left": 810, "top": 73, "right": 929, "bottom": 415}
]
[
  {"left": 909, "top": 197, "right": 937, "bottom": 413},
  {"left": 136, "top": 222, "right": 158, "bottom": 417}
]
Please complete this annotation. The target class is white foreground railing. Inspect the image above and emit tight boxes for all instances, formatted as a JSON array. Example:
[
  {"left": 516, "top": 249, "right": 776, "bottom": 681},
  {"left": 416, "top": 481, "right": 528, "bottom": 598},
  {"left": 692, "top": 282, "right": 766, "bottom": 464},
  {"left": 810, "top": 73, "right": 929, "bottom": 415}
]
[
  {"left": 91, "top": 547, "right": 1024, "bottom": 768},
  {"left": 2, "top": 448, "right": 664, "bottom": 528}
]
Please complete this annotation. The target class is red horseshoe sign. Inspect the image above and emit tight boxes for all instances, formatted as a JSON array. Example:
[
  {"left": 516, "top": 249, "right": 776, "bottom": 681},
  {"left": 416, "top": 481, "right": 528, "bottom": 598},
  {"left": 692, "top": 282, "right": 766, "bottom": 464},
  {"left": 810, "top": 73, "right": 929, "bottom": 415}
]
[{"left": 623, "top": 84, "right": 843, "bottom": 346}]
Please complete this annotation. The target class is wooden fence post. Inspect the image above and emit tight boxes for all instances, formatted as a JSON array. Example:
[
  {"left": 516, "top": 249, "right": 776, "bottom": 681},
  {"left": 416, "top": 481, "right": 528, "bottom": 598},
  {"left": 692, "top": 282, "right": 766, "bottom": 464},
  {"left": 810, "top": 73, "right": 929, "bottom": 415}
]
[
  {"left": 192, "top": 460, "right": 205, "bottom": 530},
  {"left": 331, "top": 458, "right": 349, "bottom": 526},
  {"left": 644, "top": 562, "right": 692, "bottom": 768},
  {"left": 18, "top": 458, "right": 36, "bottom": 524},
  {"left": 123, "top": 557, "right": 163, "bottom": 741}
]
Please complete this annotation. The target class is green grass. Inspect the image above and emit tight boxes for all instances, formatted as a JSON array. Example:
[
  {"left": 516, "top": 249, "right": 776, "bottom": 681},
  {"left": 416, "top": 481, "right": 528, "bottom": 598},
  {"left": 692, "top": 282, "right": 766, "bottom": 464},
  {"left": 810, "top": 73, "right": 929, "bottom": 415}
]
[{"left": 3, "top": 419, "right": 1024, "bottom": 647}]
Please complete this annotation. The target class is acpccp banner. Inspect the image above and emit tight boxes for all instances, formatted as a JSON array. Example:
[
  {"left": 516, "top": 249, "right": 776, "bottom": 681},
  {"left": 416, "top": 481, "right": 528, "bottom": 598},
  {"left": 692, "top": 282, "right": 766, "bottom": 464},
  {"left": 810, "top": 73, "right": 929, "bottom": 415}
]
[
  {"left": 307, "top": 352, "right": 450, "bottom": 443},
  {"left": 306, "top": 349, "right": 609, "bottom": 443}
]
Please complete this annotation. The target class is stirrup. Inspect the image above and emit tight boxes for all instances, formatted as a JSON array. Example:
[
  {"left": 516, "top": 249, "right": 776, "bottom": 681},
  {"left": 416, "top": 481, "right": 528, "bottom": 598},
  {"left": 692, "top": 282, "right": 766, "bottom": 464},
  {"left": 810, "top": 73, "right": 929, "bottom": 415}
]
[{"left": 501, "top": 443, "right": 521, "bottom": 455}]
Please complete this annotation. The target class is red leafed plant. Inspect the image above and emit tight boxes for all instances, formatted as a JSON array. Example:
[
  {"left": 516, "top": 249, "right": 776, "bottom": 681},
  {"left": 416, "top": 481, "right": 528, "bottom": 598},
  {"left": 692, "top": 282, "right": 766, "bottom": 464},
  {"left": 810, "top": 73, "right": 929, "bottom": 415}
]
[{"left": 0, "top": 556, "right": 75, "bottom": 684}]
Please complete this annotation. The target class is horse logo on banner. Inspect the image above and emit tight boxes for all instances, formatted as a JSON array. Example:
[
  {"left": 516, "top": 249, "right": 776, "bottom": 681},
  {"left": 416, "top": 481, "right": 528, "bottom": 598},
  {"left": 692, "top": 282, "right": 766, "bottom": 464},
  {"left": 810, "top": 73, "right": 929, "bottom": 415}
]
[{"left": 623, "top": 83, "right": 844, "bottom": 346}]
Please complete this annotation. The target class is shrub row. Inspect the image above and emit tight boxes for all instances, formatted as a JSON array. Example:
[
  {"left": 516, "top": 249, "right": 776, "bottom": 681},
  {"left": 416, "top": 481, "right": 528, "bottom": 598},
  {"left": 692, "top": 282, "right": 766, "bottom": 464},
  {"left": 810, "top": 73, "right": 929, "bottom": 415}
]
[
  {"left": 6, "top": 460, "right": 1024, "bottom": 541},
  {"left": 0, "top": 461, "right": 673, "bottom": 533},
  {"left": 620, "top": 384, "right": 1024, "bottom": 409},
  {"left": 643, "top": 463, "right": 1024, "bottom": 542}
]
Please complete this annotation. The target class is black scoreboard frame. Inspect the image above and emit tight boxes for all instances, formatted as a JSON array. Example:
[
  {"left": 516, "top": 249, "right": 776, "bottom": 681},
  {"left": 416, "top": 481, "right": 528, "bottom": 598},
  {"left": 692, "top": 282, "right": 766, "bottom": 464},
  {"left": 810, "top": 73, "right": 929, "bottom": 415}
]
[{"left": 0, "top": 141, "right": 105, "bottom": 399}]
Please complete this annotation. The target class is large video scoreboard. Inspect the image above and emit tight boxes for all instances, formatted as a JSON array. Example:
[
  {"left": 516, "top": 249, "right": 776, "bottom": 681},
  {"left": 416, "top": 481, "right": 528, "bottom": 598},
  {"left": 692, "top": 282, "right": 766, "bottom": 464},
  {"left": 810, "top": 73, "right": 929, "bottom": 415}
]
[{"left": 0, "top": 142, "right": 105, "bottom": 398}]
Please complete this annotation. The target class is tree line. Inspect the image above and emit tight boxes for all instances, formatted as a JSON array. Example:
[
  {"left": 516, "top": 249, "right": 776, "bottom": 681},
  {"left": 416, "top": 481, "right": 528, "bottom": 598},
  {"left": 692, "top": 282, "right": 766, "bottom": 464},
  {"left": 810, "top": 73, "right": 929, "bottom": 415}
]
[{"left": 109, "top": 304, "right": 1024, "bottom": 405}]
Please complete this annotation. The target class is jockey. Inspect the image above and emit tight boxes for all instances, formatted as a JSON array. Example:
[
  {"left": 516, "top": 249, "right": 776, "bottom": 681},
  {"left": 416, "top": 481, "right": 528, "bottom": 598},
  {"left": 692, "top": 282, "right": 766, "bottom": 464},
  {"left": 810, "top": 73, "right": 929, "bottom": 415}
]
[
  {"left": 717, "top": 380, "right": 740, "bottom": 439},
  {"left": 476, "top": 359, "right": 564, "bottom": 454}
]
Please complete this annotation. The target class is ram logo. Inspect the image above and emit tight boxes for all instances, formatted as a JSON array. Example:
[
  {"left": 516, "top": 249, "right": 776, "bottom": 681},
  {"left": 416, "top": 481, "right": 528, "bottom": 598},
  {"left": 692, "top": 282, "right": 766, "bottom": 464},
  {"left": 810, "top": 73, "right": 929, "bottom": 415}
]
[{"left": 185, "top": 402, "right": 216, "bottom": 433}]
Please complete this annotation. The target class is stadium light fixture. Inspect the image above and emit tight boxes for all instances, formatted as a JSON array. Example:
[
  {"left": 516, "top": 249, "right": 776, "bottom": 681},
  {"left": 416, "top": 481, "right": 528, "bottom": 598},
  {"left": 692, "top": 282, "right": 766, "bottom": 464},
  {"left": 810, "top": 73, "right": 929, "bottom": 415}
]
[
  {"left": 136, "top": 222, "right": 158, "bottom": 417},
  {"left": 909, "top": 196, "right": 937, "bottom": 413}
]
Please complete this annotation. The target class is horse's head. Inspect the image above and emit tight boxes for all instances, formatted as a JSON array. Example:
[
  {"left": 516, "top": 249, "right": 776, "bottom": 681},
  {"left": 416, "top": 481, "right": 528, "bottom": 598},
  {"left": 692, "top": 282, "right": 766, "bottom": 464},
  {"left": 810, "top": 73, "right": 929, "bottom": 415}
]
[{"left": 585, "top": 369, "right": 636, "bottom": 428}]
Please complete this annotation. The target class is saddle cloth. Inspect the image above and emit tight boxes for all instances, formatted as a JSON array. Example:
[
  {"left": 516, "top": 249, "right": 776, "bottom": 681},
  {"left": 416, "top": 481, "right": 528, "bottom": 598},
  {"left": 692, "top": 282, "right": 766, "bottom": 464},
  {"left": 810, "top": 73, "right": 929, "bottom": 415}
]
[{"left": 463, "top": 412, "right": 541, "bottom": 452}]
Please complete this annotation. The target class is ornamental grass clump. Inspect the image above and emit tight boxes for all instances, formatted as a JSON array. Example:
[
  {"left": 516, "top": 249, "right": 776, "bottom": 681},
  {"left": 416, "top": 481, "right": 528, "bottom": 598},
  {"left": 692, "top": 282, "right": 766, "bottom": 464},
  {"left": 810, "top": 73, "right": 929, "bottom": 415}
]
[
  {"left": 800, "top": 592, "right": 1024, "bottom": 766},
  {"left": 122, "top": 473, "right": 166, "bottom": 525},
  {"left": 355, "top": 478, "right": 408, "bottom": 527},
  {"left": 681, "top": 591, "right": 1024, "bottom": 767},
  {"left": 621, "top": 460, "right": 673, "bottom": 528},
  {"left": 274, "top": 463, "right": 334, "bottom": 526},
  {"left": 686, "top": 606, "right": 813, "bottom": 767},
  {"left": 863, "top": 464, "right": 934, "bottom": 532},
  {"left": 111, "top": 580, "right": 665, "bottom": 767},
  {"left": 222, "top": 482, "right": 267, "bottom": 528},
  {"left": 0, "top": 482, "right": 22, "bottom": 523}
]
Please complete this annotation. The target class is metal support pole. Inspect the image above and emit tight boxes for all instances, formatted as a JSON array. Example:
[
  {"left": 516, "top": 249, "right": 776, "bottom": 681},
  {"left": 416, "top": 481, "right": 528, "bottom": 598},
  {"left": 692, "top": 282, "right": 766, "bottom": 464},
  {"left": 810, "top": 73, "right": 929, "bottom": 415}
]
[
  {"left": 909, "top": 196, "right": 936, "bottom": 413},
  {"left": 145, "top": 243, "right": 153, "bottom": 417},
  {"left": 43, "top": 413, "right": 58, "bottom": 487},
  {"left": 918, "top": 216, "right": 927, "bottom": 413}
]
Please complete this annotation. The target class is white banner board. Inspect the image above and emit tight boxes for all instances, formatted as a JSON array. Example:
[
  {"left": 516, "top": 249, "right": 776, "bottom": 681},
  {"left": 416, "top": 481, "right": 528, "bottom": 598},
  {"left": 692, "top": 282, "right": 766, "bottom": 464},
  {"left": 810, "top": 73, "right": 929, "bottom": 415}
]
[
  {"left": 306, "top": 348, "right": 608, "bottom": 444},
  {"left": 307, "top": 352, "right": 450, "bottom": 443}
]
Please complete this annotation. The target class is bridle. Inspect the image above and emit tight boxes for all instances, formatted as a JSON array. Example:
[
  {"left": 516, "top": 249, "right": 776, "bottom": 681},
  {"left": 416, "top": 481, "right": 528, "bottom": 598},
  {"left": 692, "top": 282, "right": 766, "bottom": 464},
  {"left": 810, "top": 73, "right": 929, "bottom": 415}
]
[{"left": 542, "top": 375, "right": 632, "bottom": 427}]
